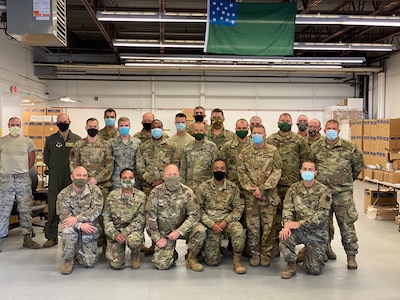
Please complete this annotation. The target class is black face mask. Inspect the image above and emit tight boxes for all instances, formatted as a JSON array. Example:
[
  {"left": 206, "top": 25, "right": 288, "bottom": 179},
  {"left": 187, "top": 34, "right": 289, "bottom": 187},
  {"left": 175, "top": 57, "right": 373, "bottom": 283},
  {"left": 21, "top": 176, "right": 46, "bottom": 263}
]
[
  {"left": 142, "top": 122, "right": 152, "bottom": 131},
  {"left": 57, "top": 122, "right": 69, "bottom": 132},
  {"left": 213, "top": 171, "right": 226, "bottom": 181},
  {"left": 194, "top": 115, "right": 204, "bottom": 122},
  {"left": 87, "top": 128, "right": 98, "bottom": 137}
]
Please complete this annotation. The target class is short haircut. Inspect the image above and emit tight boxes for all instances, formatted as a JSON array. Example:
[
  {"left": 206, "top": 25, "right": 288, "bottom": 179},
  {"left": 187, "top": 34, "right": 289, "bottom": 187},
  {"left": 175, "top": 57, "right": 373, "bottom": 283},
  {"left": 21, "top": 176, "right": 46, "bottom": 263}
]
[
  {"left": 104, "top": 108, "right": 116, "bottom": 117},
  {"left": 213, "top": 158, "right": 227, "bottom": 167},
  {"left": 86, "top": 117, "right": 98, "bottom": 125},
  {"left": 194, "top": 106, "right": 205, "bottom": 112},
  {"left": 236, "top": 118, "right": 248, "bottom": 126},
  {"left": 301, "top": 160, "right": 316, "bottom": 169},
  {"left": 251, "top": 124, "right": 265, "bottom": 133},
  {"left": 151, "top": 119, "right": 163, "bottom": 127},
  {"left": 175, "top": 113, "right": 187, "bottom": 119},
  {"left": 118, "top": 116, "right": 130, "bottom": 124},
  {"left": 279, "top": 112, "right": 292, "bottom": 120},
  {"left": 211, "top": 108, "right": 224, "bottom": 116},
  {"left": 325, "top": 119, "right": 339, "bottom": 127},
  {"left": 120, "top": 168, "right": 135, "bottom": 178}
]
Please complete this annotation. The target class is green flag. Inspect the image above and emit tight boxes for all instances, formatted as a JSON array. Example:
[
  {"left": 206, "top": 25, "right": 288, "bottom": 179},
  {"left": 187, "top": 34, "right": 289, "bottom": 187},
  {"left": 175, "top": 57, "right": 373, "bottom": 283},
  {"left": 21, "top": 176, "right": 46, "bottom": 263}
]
[{"left": 205, "top": 1, "right": 296, "bottom": 56}]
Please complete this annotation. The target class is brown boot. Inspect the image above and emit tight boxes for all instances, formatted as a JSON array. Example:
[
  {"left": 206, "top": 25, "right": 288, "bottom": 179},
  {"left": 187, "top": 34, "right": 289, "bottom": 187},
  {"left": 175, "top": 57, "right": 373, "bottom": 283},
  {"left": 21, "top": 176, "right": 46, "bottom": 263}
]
[
  {"left": 260, "top": 255, "right": 271, "bottom": 267},
  {"left": 23, "top": 234, "right": 40, "bottom": 249},
  {"left": 296, "top": 246, "right": 306, "bottom": 264},
  {"left": 131, "top": 251, "right": 141, "bottom": 269},
  {"left": 347, "top": 254, "right": 358, "bottom": 270},
  {"left": 327, "top": 241, "right": 337, "bottom": 260},
  {"left": 281, "top": 262, "right": 296, "bottom": 279},
  {"left": 43, "top": 239, "right": 58, "bottom": 248},
  {"left": 186, "top": 250, "right": 204, "bottom": 272},
  {"left": 144, "top": 242, "right": 155, "bottom": 256},
  {"left": 60, "top": 259, "right": 74, "bottom": 275},
  {"left": 233, "top": 252, "right": 247, "bottom": 274},
  {"left": 250, "top": 252, "right": 260, "bottom": 267}
]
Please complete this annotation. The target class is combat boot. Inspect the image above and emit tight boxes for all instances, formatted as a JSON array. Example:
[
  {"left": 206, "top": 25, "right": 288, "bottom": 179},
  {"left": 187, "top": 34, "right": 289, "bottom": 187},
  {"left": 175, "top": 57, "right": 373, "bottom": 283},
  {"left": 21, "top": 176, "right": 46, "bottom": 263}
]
[
  {"left": 233, "top": 252, "right": 247, "bottom": 274},
  {"left": 281, "top": 262, "right": 296, "bottom": 279},
  {"left": 186, "top": 250, "right": 203, "bottom": 272},
  {"left": 131, "top": 251, "right": 141, "bottom": 269},
  {"left": 296, "top": 246, "right": 306, "bottom": 264},
  {"left": 326, "top": 241, "right": 337, "bottom": 260},
  {"left": 249, "top": 252, "right": 260, "bottom": 267},
  {"left": 347, "top": 254, "right": 358, "bottom": 270},
  {"left": 144, "top": 242, "right": 155, "bottom": 256},
  {"left": 260, "top": 255, "right": 271, "bottom": 267},
  {"left": 60, "top": 259, "right": 74, "bottom": 275},
  {"left": 23, "top": 234, "right": 40, "bottom": 249}
]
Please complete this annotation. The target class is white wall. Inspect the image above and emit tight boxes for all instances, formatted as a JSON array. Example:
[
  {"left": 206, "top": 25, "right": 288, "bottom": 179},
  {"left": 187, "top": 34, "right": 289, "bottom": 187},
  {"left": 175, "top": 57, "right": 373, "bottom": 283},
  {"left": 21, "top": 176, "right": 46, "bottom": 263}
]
[{"left": 384, "top": 52, "right": 400, "bottom": 119}]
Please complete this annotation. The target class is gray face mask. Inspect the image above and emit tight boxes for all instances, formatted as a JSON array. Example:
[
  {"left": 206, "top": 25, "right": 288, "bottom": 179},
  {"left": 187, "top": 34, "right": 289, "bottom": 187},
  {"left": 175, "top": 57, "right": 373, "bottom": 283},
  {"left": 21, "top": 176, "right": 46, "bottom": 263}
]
[
  {"left": 73, "top": 178, "right": 88, "bottom": 188},
  {"left": 164, "top": 176, "right": 181, "bottom": 191}
]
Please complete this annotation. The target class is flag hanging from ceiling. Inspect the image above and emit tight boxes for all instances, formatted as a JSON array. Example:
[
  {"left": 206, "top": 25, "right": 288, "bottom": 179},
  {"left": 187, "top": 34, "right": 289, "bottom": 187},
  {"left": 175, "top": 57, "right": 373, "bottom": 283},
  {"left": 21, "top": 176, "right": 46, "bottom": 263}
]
[{"left": 204, "top": 0, "right": 297, "bottom": 56}]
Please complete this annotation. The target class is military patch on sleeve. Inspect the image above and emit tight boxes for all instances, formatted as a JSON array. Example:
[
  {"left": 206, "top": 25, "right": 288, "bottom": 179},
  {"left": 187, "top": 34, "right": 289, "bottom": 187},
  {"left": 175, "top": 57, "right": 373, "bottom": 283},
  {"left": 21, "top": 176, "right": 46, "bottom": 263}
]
[{"left": 326, "top": 196, "right": 331, "bottom": 202}]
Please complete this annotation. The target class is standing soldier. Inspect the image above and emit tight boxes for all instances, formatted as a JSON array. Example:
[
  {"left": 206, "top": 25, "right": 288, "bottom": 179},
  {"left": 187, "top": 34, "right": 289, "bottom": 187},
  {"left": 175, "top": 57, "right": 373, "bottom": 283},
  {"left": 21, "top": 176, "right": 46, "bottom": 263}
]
[
  {"left": 43, "top": 113, "right": 81, "bottom": 248},
  {"left": 134, "top": 112, "right": 168, "bottom": 143},
  {"left": 180, "top": 121, "right": 220, "bottom": 193},
  {"left": 103, "top": 168, "right": 146, "bottom": 270},
  {"left": 279, "top": 161, "right": 332, "bottom": 279},
  {"left": 249, "top": 116, "right": 262, "bottom": 132},
  {"left": 237, "top": 125, "right": 282, "bottom": 267},
  {"left": 186, "top": 106, "right": 208, "bottom": 135},
  {"left": 311, "top": 119, "right": 364, "bottom": 269},
  {"left": 296, "top": 114, "right": 309, "bottom": 137},
  {"left": 207, "top": 108, "right": 235, "bottom": 149},
  {"left": 98, "top": 108, "right": 119, "bottom": 141},
  {"left": 169, "top": 113, "right": 195, "bottom": 154},
  {"left": 57, "top": 166, "right": 103, "bottom": 275},
  {"left": 304, "top": 118, "right": 324, "bottom": 147}
]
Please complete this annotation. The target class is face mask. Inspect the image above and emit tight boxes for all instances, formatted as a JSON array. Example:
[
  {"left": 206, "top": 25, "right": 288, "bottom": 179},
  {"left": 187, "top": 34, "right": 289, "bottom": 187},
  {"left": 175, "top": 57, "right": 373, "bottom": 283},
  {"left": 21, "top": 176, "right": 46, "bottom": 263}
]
[
  {"left": 142, "top": 122, "right": 152, "bottom": 131},
  {"left": 164, "top": 176, "right": 181, "bottom": 191},
  {"left": 297, "top": 122, "right": 308, "bottom": 132},
  {"left": 105, "top": 118, "right": 115, "bottom": 127},
  {"left": 175, "top": 123, "right": 186, "bottom": 132},
  {"left": 251, "top": 134, "right": 263, "bottom": 145},
  {"left": 119, "top": 127, "right": 130, "bottom": 136},
  {"left": 308, "top": 129, "right": 319, "bottom": 137},
  {"left": 87, "top": 128, "right": 98, "bottom": 137},
  {"left": 192, "top": 133, "right": 206, "bottom": 141},
  {"left": 278, "top": 122, "right": 292, "bottom": 132},
  {"left": 73, "top": 178, "right": 88, "bottom": 188},
  {"left": 151, "top": 128, "right": 163, "bottom": 139},
  {"left": 121, "top": 179, "right": 135, "bottom": 189},
  {"left": 301, "top": 171, "right": 315, "bottom": 182},
  {"left": 57, "top": 123, "right": 70, "bottom": 132},
  {"left": 194, "top": 115, "right": 204, "bottom": 122},
  {"left": 213, "top": 171, "right": 226, "bottom": 181},
  {"left": 236, "top": 130, "right": 248, "bottom": 139},
  {"left": 326, "top": 129, "right": 338, "bottom": 141},
  {"left": 211, "top": 118, "right": 224, "bottom": 129},
  {"left": 9, "top": 126, "right": 21, "bottom": 136}
]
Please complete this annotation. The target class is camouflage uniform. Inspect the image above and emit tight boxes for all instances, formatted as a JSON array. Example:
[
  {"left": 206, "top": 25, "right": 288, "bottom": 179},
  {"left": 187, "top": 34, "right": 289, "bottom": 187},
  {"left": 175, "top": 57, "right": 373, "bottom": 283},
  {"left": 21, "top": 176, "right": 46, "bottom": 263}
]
[
  {"left": 207, "top": 126, "right": 235, "bottom": 149},
  {"left": 196, "top": 178, "right": 245, "bottom": 265},
  {"left": 280, "top": 180, "right": 332, "bottom": 275},
  {"left": 237, "top": 143, "right": 282, "bottom": 258},
  {"left": 180, "top": 140, "right": 220, "bottom": 193},
  {"left": 136, "top": 137, "right": 180, "bottom": 196},
  {"left": 304, "top": 134, "right": 325, "bottom": 147},
  {"left": 133, "top": 130, "right": 169, "bottom": 143},
  {"left": 57, "top": 183, "right": 103, "bottom": 267},
  {"left": 108, "top": 135, "right": 142, "bottom": 190},
  {"left": 146, "top": 182, "right": 204, "bottom": 270},
  {"left": 98, "top": 127, "right": 119, "bottom": 141},
  {"left": 103, "top": 188, "right": 146, "bottom": 269},
  {"left": 311, "top": 138, "right": 364, "bottom": 255}
]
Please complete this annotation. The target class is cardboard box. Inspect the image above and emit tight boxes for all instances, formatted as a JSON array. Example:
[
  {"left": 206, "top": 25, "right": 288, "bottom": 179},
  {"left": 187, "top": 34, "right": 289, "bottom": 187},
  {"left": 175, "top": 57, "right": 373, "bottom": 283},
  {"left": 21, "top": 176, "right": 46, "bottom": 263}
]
[
  {"left": 393, "top": 160, "right": 400, "bottom": 170},
  {"left": 44, "top": 122, "right": 57, "bottom": 136},
  {"left": 373, "top": 170, "right": 385, "bottom": 181},
  {"left": 30, "top": 108, "right": 46, "bottom": 115},
  {"left": 29, "top": 136, "right": 44, "bottom": 151},
  {"left": 367, "top": 205, "right": 399, "bottom": 220},
  {"left": 383, "top": 171, "right": 400, "bottom": 184},
  {"left": 182, "top": 108, "right": 194, "bottom": 121},
  {"left": 382, "top": 136, "right": 400, "bottom": 151},
  {"left": 379, "top": 118, "right": 400, "bottom": 136},
  {"left": 370, "top": 120, "right": 377, "bottom": 136},
  {"left": 28, "top": 122, "right": 44, "bottom": 136},
  {"left": 46, "top": 108, "right": 63, "bottom": 115},
  {"left": 362, "top": 136, "right": 370, "bottom": 151},
  {"left": 395, "top": 215, "right": 399, "bottom": 225},
  {"left": 344, "top": 98, "right": 363, "bottom": 109},
  {"left": 364, "top": 189, "right": 397, "bottom": 213},
  {"left": 363, "top": 120, "right": 371, "bottom": 136},
  {"left": 388, "top": 150, "right": 400, "bottom": 161},
  {"left": 364, "top": 168, "right": 374, "bottom": 179},
  {"left": 22, "top": 108, "right": 31, "bottom": 123}
]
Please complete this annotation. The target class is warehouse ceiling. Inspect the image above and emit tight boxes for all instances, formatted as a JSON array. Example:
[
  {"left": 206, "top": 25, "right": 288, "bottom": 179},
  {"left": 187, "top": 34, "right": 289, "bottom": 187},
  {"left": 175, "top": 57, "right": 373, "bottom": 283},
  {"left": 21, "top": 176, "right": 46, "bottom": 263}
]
[{"left": 7, "top": 0, "right": 400, "bottom": 79}]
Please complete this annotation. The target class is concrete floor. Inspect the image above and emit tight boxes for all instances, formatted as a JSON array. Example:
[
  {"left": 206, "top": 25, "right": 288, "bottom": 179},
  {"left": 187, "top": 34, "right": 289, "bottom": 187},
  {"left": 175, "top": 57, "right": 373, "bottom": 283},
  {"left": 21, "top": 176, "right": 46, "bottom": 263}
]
[{"left": 0, "top": 180, "right": 399, "bottom": 300}]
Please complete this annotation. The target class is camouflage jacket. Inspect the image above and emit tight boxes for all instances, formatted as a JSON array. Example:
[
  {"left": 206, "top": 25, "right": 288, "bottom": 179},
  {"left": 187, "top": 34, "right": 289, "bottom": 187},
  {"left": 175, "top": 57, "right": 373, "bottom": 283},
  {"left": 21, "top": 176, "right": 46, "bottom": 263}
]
[
  {"left": 146, "top": 183, "right": 200, "bottom": 242},
  {"left": 197, "top": 178, "right": 244, "bottom": 228},
  {"left": 133, "top": 130, "right": 169, "bottom": 143},
  {"left": 206, "top": 126, "right": 235, "bottom": 149},
  {"left": 304, "top": 134, "right": 325, "bottom": 147},
  {"left": 98, "top": 127, "right": 119, "bottom": 141},
  {"left": 103, "top": 188, "right": 146, "bottom": 239}
]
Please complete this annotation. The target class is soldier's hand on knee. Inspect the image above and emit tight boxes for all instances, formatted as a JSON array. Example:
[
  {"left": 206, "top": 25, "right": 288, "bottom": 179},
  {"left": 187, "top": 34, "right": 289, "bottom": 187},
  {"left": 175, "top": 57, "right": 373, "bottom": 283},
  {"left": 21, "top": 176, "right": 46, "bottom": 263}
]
[
  {"left": 279, "top": 228, "right": 291, "bottom": 241},
  {"left": 168, "top": 230, "right": 180, "bottom": 241},
  {"left": 212, "top": 223, "right": 223, "bottom": 234},
  {"left": 156, "top": 237, "right": 168, "bottom": 248},
  {"left": 81, "top": 222, "right": 97, "bottom": 234}
]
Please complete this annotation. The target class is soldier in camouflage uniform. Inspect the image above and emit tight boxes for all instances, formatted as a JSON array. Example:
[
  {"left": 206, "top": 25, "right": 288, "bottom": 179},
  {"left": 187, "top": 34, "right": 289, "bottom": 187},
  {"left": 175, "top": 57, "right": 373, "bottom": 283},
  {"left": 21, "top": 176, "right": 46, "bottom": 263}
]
[
  {"left": 296, "top": 114, "right": 309, "bottom": 137},
  {"left": 304, "top": 118, "right": 325, "bottom": 147},
  {"left": 249, "top": 116, "right": 262, "bottom": 132},
  {"left": 237, "top": 125, "right": 282, "bottom": 267},
  {"left": 136, "top": 119, "right": 180, "bottom": 196},
  {"left": 103, "top": 168, "right": 146, "bottom": 270},
  {"left": 266, "top": 113, "right": 311, "bottom": 258},
  {"left": 195, "top": 159, "right": 247, "bottom": 274},
  {"left": 186, "top": 105, "right": 208, "bottom": 135},
  {"left": 279, "top": 161, "right": 332, "bottom": 279},
  {"left": 109, "top": 117, "right": 141, "bottom": 191},
  {"left": 57, "top": 166, "right": 103, "bottom": 275},
  {"left": 133, "top": 112, "right": 168, "bottom": 143},
  {"left": 98, "top": 108, "right": 119, "bottom": 141},
  {"left": 180, "top": 121, "right": 220, "bottom": 193},
  {"left": 206, "top": 108, "right": 235, "bottom": 149},
  {"left": 311, "top": 119, "right": 364, "bottom": 270},
  {"left": 146, "top": 164, "right": 205, "bottom": 271}
]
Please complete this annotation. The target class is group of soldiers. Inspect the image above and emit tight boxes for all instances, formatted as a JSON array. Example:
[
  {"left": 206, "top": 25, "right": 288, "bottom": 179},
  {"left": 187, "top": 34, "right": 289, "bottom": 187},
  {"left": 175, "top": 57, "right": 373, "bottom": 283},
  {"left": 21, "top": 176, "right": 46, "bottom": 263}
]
[{"left": 0, "top": 107, "right": 364, "bottom": 279}]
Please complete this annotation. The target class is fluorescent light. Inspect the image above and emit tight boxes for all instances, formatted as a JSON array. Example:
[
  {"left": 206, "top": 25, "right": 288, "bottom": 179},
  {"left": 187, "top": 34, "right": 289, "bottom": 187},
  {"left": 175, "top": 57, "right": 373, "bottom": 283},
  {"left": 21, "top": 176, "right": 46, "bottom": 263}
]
[
  {"left": 296, "top": 14, "right": 400, "bottom": 27},
  {"left": 60, "top": 96, "right": 77, "bottom": 103},
  {"left": 113, "top": 39, "right": 204, "bottom": 48},
  {"left": 97, "top": 11, "right": 206, "bottom": 23}
]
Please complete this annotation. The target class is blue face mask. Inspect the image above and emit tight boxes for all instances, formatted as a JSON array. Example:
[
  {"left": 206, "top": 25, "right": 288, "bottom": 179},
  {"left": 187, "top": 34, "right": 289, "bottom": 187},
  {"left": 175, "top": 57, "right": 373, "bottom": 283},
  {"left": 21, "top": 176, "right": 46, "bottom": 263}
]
[
  {"left": 151, "top": 128, "right": 163, "bottom": 139},
  {"left": 175, "top": 123, "right": 186, "bottom": 132},
  {"left": 325, "top": 129, "right": 338, "bottom": 141},
  {"left": 119, "top": 127, "right": 130, "bottom": 136},
  {"left": 252, "top": 134, "right": 263, "bottom": 145},
  {"left": 105, "top": 118, "right": 115, "bottom": 127},
  {"left": 301, "top": 171, "right": 315, "bottom": 182}
]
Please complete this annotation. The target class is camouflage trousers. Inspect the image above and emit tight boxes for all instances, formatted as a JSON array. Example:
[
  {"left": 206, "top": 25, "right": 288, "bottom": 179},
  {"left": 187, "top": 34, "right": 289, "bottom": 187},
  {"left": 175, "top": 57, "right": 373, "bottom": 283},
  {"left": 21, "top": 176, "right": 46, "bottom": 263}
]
[
  {"left": 244, "top": 194, "right": 277, "bottom": 257},
  {"left": 331, "top": 190, "right": 359, "bottom": 255},
  {"left": 152, "top": 224, "right": 206, "bottom": 270},
  {"left": 97, "top": 186, "right": 110, "bottom": 245},
  {"left": 106, "top": 231, "right": 144, "bottom": 269},
  {"left": 0, "top": 174, "right": 33, "bottom": 237},
  {"left": 60, "top": 225, "right": 99, "bottom": 267},
  {"left": 203, "top": 221, "right": 245, "bottom": 266},
  {"left": 280, "top": 228, "right": 328, "bottom": 275}
]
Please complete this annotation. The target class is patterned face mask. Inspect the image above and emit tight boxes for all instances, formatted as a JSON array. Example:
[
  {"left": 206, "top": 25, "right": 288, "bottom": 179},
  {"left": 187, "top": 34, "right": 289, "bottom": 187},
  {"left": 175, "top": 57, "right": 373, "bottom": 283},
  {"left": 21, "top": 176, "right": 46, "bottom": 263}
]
[{"left": 121, "top": 179, "right": 135, "bottom": 189}]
